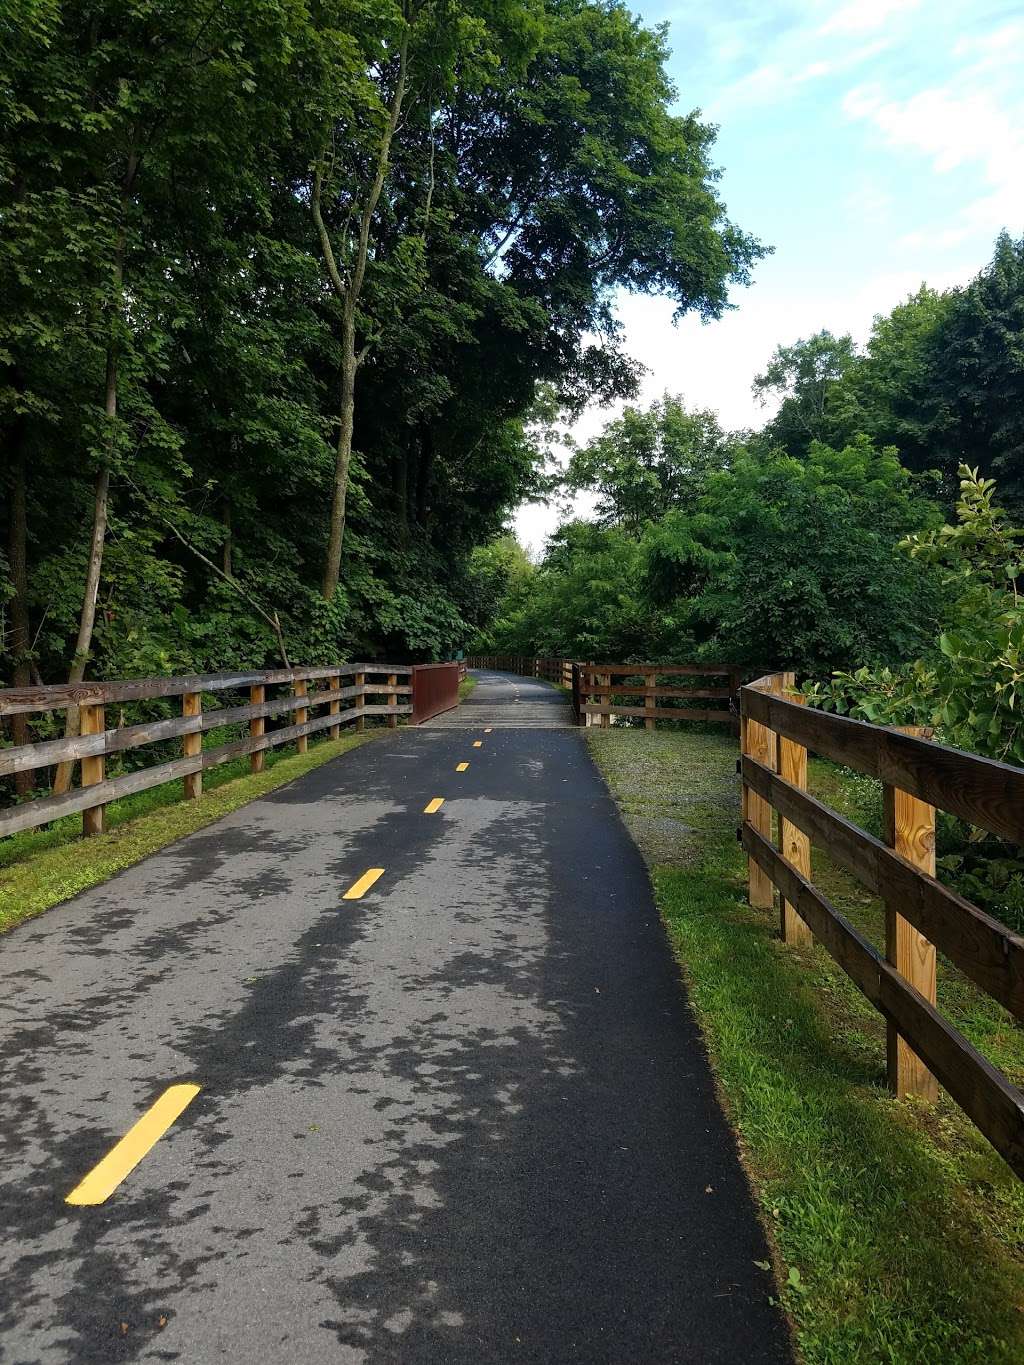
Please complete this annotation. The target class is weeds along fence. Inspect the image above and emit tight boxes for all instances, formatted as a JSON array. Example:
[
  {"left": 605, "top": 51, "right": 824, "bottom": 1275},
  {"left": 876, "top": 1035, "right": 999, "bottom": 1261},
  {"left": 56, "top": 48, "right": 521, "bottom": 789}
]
[
  {"left": 465, "top": 656, "right": 741, "bottom": 727},
  {"left": 740, "top": 671, "right": 1024, "bottom": 1178},
  {"left": 0, "top": 663, "right": 462, "bottom": 841}
]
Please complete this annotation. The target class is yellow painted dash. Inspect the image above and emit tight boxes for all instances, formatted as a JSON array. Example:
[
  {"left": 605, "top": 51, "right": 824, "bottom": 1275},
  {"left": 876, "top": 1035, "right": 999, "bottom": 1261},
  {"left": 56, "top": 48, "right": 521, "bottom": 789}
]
[
  {"left": 343, "top": 867, "right": 385, "bottom": 900},
  {"left": 65, "top": 1083, "right": 201, "bottom": 1206},
  {"left": 484, "top": 728, "right": 493, "bottom": 733},
  {"left": 456, "top": 762, "right": 469, "bottom": 772},
  {"left": 472, "top": 740, "right": 482, "bottom": 748},
  {"left": 424, "top": 797, "right": 444, "bottom": 814}
]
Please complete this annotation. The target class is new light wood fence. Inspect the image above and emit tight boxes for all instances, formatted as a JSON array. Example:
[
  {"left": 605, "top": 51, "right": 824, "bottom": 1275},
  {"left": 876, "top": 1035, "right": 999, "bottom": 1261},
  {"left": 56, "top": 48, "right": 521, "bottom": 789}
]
[
  {"left": 740, "top": 671, "right": 1024, "bottom": 1178},
  {"left": 0, "top": 664, "right": 411, "bottom": 840},
  {"left": 577, "top": 663, "right": 740, "bottom": 730}
]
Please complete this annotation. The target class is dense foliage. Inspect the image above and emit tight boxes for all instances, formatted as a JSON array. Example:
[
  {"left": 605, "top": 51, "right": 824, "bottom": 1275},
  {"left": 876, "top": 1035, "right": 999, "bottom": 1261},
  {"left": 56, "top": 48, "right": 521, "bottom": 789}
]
[
  {"left": 806, "top": 467, "right": 1024, "bottom": 764},
  {"left": 476, "top": 231, "right": 1024, "bottom": 683},
  {"left": 754, "top": 232, "right": 1024, "bottom": 507},
  {"left": 476, "top": 425, "right": 944, "bottom": 672},
  {"left": 0, "top": 0, "right": 762, "bottom": 711}
]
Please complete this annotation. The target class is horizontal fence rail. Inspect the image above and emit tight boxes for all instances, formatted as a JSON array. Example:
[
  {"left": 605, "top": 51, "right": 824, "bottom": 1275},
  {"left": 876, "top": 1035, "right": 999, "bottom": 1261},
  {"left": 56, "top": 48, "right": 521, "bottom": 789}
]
[
  {"left": 465, "top": 657, "right": 742, "bottom": 727},
  {"left": 0, "top": 664, "right": 413, "bottom": 840},
  {"left": 740, "top": 671, "right": 1024, "bottom": 1179},
  {"left": 577, "top": 663, "right": 740, "bottom": 730},
  {"left": 466, "top": 655, "right": 576, "bottom": 687}
]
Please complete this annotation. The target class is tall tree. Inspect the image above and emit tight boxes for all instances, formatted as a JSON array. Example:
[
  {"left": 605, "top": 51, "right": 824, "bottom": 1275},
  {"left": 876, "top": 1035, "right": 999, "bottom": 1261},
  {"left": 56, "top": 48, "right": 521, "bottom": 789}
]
[
  {"left": 939, "top": 232, "right": 1024, "bottom": 507},
  {"left": 566, "top": 395, "right": 732, "bottom": 535},
  {"left": 753, "top": 330, "right": 858, "bottom": 455}
]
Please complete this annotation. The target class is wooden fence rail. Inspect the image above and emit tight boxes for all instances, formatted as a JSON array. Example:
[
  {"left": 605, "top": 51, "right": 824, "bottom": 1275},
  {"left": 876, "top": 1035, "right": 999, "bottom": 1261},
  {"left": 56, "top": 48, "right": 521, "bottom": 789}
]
[
  {"left": 0, "top": 664, "right": 412, "bottom": 840},
  {"left": 576, "top": 663, "right": 740, "bottom": 729},
  {"left": 464, "top": 656, "right": 741, "bottom": 727},
  {"left": 740, "top": 671, "right": 1024, "bottom": 1178},
  {"left": 465, "top": 654, "right": 576, "bottom": 687}
]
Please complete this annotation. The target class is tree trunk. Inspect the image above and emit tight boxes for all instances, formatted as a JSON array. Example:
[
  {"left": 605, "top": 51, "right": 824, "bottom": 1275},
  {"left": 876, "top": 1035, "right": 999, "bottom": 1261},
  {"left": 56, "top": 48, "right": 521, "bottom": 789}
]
[
  {"left": 51, "top": 322, "right": 116, "bottom": 794},
  {"left": 53, "top": 149, "right": 136, "bottom": 794},
  {"left": 416, "top": 423, "right": 435, "bottom": 525},
  {"left": 7, "top": 437, "right": 32, "bottom": 796},
  {"left": 322, "top": 311, "right": 356, "bottom": 600},
  {"left": 222, "top": 497, "right": 233, "bottom": 577},
  {"left": 394, "top": 441, "right": 410, "bottom": 538},
  {"left": 313, "top": 28, "right": 409, "bottom": 601}
]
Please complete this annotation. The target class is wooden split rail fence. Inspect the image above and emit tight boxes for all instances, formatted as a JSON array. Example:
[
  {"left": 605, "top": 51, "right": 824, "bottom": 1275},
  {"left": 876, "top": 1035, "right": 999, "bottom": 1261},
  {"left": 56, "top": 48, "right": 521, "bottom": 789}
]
[
  {"left": 0, "top": 664, "right": 415, "bottom": 840},
  {"left": 740, "top": 671, "right": 1024, "bottom": 1178}
]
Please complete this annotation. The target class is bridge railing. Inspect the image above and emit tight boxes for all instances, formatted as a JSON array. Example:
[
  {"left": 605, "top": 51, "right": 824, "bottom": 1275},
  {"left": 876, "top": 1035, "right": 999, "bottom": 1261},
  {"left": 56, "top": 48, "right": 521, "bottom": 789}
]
[
  {"left": 465, "top": 655, "right": 576, "bottom": 687},
  {"left": 409, "top": 662, "right": 461, "bottom": 725},
  {"left": 465, "top": 656, "right": 741, "bottom": 727},
  {"left": 0, "top": 664, "right": 412, "bottom": 840},
  {"left": 740, "top": 671, "right": 1024, "bottom": 1179},
  {"left": 577, "top": 663, "right": 740, "bottom": 730}
]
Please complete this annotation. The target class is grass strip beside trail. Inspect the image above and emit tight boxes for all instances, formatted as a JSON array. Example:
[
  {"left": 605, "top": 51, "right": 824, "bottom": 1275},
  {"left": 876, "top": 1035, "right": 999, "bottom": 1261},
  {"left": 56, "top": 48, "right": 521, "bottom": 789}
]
[
  {"left": 458, "top": 675, "right": 477, "bottom": 700},
  {"left": 0, "top": 730, "right": 381, "bottom": 935},
  {"left": 587, "top": 727, "right": 1024, "bottom": 1365}
]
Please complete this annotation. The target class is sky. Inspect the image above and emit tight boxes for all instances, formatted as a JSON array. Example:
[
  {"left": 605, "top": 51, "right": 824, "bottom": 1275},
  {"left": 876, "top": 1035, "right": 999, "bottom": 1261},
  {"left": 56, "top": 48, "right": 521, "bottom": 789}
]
[{"left": 514, "top": 0, "right": 1024, "bottom": 553}]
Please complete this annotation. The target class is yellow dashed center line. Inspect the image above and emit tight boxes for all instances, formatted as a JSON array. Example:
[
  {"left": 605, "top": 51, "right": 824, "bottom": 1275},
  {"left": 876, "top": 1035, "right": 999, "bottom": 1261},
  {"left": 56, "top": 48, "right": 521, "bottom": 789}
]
[
  {"left": 484, "top": 728, "right": 493, "bottom": 733},
  {"left": 424, "top": 797, "right": 444, "bottom": 814},
  {"left": 472, "top": 740, "right": 482, "bottom": 748},
  {"left": 456, "top": 762, "right": 469, "bottom": 772},
  {"left": 65, "top": 1083, "right": 201, "bottom": 1206},
  {"left": 343, "top": 867, "right": 385, "bottom": 900}
]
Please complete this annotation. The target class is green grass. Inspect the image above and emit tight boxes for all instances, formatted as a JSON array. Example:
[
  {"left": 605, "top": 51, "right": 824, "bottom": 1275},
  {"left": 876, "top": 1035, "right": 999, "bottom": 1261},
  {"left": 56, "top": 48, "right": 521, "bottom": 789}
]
[
  {"left": 458, "top": 674, "right": 477, "bottom": 700},
  {"left": 587, "top": 727, "right": 1024, "bottom": 1365},
  {"left": 0, "top": 729, "right": 381, "bottom": 935}
]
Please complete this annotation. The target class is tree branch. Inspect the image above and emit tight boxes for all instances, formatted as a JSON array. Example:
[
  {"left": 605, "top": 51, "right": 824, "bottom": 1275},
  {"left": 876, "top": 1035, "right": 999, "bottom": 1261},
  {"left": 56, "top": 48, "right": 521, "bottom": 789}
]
[{"left": 126, "top": 478, "right": 292, "bottom": 667}]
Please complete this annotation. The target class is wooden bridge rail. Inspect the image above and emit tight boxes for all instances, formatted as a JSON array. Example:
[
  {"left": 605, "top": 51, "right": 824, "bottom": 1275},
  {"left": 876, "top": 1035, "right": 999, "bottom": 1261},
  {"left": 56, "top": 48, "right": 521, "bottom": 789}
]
[
  {"left": 464, "top": 657, "right": 741, "bottom": 726},
  {"left": 0, "top": 664, "right": 412, "bottom": 840},
  {"left": 578, "top": 663, "right": 740, "bottom": 729},
  {"left": 466, "top": 655, "right": 575, "bottom": 686},
  {"left": 740, "top": 671, "right": 1024, "bottom": 1179}
]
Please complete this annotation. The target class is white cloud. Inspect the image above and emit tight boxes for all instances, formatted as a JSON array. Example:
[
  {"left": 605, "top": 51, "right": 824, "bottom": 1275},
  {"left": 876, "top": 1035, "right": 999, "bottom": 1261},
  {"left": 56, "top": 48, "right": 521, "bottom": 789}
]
[
  {"left": 711, "top": 37, "right": 889, "bottom": 115},
  {"left": 513, "top": 261, "right": 971, "bottom": 550},
  {"left": 843, "top": 74, "right": 1024, "bottom": 240},
  {"left": 821, "top": 0, "right": 920, "bottom": 36}
]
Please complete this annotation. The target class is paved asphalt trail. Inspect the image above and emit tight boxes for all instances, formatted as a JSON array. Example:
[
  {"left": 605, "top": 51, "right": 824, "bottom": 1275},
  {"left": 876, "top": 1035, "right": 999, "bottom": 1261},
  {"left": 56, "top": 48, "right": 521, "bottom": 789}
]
[{"left": 0, "top": 671, "right": 791, "bottom": 1364}]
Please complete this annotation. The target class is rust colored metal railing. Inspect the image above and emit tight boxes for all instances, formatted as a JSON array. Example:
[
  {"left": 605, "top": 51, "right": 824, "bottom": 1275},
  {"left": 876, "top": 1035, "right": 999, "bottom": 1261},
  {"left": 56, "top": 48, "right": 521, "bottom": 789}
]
[{"left": 410, "top": 662, "right": 461, "bottom": 725}]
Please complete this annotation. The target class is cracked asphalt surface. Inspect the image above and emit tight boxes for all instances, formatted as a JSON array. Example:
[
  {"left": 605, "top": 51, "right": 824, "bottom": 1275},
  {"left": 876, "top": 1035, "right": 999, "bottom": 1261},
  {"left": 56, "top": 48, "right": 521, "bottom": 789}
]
[{"left": 0, "top": 671, "right": 791, "bottom": 1364}]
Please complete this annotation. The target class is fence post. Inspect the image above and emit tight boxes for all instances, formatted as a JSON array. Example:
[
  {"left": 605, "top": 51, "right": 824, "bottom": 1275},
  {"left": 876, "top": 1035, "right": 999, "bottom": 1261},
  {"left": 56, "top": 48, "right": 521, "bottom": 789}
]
[
  {"left": 645, "top": 669, "right": 655, "bottom": 731},
  {"left": 600, "top": 674, "right": 611, "bottom": 728},
  {"left": 776, "top": 672, "right": 812, "bottom": 946},
  {"left": 80, "top": 703, "right": 105, "bottom": 836},
  {"left": 250, "top": 684, "right": 266, "bottom": 773},
  {"left": 355, "top": 672, "right": 365, "bottom": 731},
  {"left": 729, "top": 667, "right": 742, "bottom": 735},
  {"left": 294, "top": 678, "right": 308, "bottom": 753},
  {"left": 741, "top": 680, "right": 777, "bottom": 910},
  {"left": 329, "top": 673, "right": 341, "bottom": 739},
  {"left": 182, "top": 690, "right": 202, "bottom": 800},
  {"left": 387, "top": 673, "right": 398, "bottom": 728},
  {"left": 884, "top": 727, "right": 938, "bottom": 1102}
]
